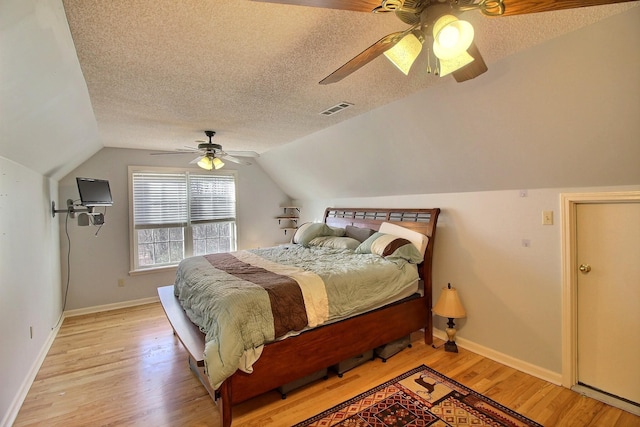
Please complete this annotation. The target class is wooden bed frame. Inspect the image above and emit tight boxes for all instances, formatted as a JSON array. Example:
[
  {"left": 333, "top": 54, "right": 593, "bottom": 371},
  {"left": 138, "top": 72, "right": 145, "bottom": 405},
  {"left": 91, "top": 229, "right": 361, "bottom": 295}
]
[{"left": 158, "top": 207, "right": 440, "bottom": 426}]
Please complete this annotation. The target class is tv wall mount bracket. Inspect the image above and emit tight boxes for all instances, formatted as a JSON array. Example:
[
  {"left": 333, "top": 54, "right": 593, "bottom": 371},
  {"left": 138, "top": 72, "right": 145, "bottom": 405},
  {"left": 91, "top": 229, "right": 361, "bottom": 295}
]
[{"left": 51, "top": 199, "right": 91, "bottom": 218}]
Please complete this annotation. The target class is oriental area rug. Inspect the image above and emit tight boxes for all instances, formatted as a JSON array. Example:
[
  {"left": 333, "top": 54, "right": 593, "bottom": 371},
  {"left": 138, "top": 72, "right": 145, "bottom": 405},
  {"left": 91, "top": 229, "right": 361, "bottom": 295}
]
[{"left": 294, "top": 365, "right": 543, "bottom": 427}]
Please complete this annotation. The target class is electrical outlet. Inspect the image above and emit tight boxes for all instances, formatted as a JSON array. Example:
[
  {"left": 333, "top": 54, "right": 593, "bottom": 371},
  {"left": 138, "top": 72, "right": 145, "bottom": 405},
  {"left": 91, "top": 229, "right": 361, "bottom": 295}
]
[
  {"left": 118, "top": 278, "right": 125, "bottom": 287},
  {"left": 542, "top": 211, "right": 554, "bottom": 225}
]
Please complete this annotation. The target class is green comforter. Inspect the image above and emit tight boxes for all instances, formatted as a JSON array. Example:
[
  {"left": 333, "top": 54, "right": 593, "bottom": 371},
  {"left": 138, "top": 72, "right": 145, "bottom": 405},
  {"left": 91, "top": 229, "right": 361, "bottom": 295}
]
[{"left": 173, "top": 244, "right": 419, "bottom": 389}]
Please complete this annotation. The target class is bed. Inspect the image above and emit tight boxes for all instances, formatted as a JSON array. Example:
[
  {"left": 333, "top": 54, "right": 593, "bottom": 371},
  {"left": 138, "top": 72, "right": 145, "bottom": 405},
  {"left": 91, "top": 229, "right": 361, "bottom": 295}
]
[{"left": 158, "top": 207, "right": 440, "bottom": 426}]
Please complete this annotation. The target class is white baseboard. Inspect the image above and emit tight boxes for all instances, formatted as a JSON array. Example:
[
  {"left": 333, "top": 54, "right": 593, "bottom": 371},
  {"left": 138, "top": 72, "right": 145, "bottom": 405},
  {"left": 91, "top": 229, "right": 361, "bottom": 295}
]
[
  {"left": 64, "top": 296, "right": 160, "bottom": 317},
  {"left": 433, "top": 329, "right": 563, "bottom": 385},
  {"left": 1, "top": 321, "right": 62, "bottom": 427}
]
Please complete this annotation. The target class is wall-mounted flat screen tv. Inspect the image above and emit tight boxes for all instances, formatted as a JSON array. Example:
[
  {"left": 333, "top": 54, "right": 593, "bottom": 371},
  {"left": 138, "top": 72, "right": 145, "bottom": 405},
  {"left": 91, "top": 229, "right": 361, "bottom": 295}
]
[{"left": 76, "top": 177, "right": 113, "bottom": 207}]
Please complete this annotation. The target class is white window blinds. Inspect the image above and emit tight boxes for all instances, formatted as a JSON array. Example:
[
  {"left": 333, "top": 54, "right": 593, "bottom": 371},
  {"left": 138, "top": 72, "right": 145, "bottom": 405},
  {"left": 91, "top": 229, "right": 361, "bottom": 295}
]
[
  {"left": 132, "top": 172, "right": 236, "bottom": 229},
  {"left": 133, "top": 173, "right": 187, "bottom": 229},
  {"left": 189, "top": 174, "right": 236, "bottom": 223}
]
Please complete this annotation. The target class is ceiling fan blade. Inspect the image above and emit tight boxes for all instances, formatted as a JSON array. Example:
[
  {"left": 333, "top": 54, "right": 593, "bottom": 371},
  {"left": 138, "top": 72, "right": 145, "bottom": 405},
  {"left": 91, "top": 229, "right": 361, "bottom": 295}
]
[
  {"left": 221, "top": 155, "right": 253, "bottom": 166},
  {"left": 150, "top": 151, "right": 194, "bottom": 155},
  {"left": 189, "top": 156, "right": 202, "bottom": 164},
  {"left": 500, "top": 0, "right": 638, "bottom": 16},
  {"left": 225, "top": 150, "right": 261, "bottom": 158},
  {"left": 251, "top": 0, "right": 379, "bottom": 12},
  {"left": 452, "top": 42, "right": 488, "bottom": 83},
  {"left": 320, "top": 31, "right": 405, "bottom": 85}
]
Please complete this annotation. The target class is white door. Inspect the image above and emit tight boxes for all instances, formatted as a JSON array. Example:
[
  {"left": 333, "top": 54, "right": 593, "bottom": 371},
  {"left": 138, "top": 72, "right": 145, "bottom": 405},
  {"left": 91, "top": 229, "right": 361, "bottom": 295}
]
[{"left": 576, "top": 202, "right": 640, "bottom": 405}]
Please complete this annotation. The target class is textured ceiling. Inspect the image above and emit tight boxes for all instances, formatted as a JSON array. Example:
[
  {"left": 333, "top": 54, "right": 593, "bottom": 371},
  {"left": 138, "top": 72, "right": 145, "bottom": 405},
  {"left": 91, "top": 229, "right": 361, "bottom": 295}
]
[{"left": 62, "top": 0, "right": 638, "bottom": 155}]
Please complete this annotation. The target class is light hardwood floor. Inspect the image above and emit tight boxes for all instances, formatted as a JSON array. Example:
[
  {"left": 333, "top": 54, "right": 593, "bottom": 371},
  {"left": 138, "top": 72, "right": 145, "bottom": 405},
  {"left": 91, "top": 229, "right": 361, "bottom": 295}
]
[{"left": 14, "top": 303, "right": 639, "bottom": 426}]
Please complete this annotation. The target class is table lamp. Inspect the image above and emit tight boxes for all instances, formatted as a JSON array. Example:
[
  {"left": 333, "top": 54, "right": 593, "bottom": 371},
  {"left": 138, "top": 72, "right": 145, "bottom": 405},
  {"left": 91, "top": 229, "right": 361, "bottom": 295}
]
[{"left": 433, "top": 283, "right": 466, "bottom": 353}]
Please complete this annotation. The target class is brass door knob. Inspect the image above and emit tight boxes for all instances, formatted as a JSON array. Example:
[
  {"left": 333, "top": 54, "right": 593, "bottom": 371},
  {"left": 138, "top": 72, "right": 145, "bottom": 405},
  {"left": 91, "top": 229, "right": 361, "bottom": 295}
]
[{"left": 579, "top": 264, "right": 591, "bottom": 274}]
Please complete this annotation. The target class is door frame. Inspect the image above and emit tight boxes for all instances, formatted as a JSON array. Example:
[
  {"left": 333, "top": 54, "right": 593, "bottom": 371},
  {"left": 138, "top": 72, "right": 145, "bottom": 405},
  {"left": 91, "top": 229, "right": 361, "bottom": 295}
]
[{"left": 560, "top": 190, "right": 640, "bottom": 388}]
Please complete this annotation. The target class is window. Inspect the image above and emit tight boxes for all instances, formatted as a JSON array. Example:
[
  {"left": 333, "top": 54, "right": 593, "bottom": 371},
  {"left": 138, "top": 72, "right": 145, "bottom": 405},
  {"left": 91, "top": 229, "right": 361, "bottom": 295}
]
[{"left": 129, "top": 167, "right": 237, "bottom": 271}]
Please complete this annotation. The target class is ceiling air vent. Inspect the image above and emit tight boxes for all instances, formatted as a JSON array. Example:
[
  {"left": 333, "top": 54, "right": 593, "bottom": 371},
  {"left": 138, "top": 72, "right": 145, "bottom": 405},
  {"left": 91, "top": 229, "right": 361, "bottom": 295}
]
[{"left": 320, "top": 102, "right": 353, "bottom": 116}]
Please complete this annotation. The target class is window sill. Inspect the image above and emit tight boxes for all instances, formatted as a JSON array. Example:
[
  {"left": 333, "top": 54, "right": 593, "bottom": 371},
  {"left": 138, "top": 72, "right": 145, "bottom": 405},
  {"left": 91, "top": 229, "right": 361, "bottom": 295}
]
[{"left": 129, "top": 265, "right": 178, "bottom": 276}]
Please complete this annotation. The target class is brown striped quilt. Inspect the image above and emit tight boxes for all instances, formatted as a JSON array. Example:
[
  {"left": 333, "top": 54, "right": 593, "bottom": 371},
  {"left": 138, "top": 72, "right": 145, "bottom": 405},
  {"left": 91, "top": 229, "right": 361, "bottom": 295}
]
[{"left": 204, "top": 253, "right": 308, "bottom": 338}]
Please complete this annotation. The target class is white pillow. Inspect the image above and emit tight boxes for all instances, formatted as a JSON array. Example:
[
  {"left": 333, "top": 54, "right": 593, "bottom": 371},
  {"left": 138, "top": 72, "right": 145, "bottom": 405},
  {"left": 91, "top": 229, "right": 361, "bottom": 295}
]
[{"left": 378, "top": 222, "right": 429, "bottom": 256}]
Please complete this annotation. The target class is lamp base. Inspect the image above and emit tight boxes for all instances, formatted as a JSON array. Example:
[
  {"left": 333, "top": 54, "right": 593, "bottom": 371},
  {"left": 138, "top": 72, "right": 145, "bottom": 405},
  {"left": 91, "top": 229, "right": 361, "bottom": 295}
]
[
  {"left": 444, "top": 318, "right": 459, "bottom": 353},
  {"left": 444, "top": 340, "right": 459, "bottom": 353}
]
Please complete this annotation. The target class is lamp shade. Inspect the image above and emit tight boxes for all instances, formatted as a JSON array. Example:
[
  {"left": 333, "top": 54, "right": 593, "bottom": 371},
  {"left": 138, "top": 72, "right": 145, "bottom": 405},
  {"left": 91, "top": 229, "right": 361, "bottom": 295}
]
[
  {"left": 197, "top": 155, "right": 225, "bottom": 170},
  {"left": 197, "top": 155, "right": 213, "bottom": 170},
  {"left": 212, "top": 157, "right": 225, "bottom": 170},
  {"left": 384, "top": 32, "right": 423, "bottom": 75},
  {"left": 433, "top": 283, "right": 466, "bottom": 318},
  {"left": 433, "top": 15, "right": 474, "bottom": 60}
]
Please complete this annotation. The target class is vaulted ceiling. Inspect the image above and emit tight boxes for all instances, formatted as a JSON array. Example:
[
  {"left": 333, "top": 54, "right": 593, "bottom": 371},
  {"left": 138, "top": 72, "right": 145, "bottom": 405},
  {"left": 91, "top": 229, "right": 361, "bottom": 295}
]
[{"left": 61, "top": 0, "right": 639, "bottom": 154}]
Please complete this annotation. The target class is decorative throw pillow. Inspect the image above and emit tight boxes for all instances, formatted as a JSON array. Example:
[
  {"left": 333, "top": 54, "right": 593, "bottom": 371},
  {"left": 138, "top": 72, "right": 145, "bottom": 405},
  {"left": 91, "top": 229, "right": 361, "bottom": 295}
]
[
  {"left": 378, "top": 222, "right": 428, "bottom": 257},
  {"left": 309, "top": 236, "right": 361, "bottom": 250},
  {"left": 345, "top": 225, "right": 376, "bottom": 243},
  {"left": 356, "top": 232, "right": 423, "bottom": 263},
  {"left": 293, "top": 223, "right": 346, "bottom": 247},
  {"left": 327, "top": 225, "right": 347, "bottom": 237}
]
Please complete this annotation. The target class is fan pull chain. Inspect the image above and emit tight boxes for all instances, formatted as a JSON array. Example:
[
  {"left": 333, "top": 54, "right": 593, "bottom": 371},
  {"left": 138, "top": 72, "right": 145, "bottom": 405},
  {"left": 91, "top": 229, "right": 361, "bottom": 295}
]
[{"left": 427, "top": 47, "right": 432, "bottom": 74}]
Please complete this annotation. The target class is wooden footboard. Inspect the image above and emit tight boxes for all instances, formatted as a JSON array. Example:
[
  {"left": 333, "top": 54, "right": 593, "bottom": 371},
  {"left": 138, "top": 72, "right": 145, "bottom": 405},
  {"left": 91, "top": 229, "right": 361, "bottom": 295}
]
[
  {"left": 227, "top": 293, "right": 429, "bottom": 403},
  {"left": 158, "top": 207, "right": 440, "bottom": 427}
]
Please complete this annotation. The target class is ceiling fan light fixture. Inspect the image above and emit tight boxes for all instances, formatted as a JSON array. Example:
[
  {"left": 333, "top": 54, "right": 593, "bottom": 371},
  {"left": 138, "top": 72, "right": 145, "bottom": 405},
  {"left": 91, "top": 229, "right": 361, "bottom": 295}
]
[
  {"left": 433, "top": 15, "right": 474, "bottom": 60},
  {"left": 384, "top": 31, "right": 423, "bottom": 75},
  {"left": 212, "top": 157, "right": 225, "bottom": 169},
  {"left": 197, "top": 155, "right": 224, "bottom": 170},
  {"left": 197, "top": 155, "right": 213, "bottom": 170},
  {"left": 438, "top": 25, "right": 461, "bottom": 49}
]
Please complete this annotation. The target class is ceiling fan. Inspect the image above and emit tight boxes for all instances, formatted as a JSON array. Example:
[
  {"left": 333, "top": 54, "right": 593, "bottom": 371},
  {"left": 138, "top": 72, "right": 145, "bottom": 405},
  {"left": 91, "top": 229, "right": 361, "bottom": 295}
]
[
  {"left": 151, "top": 130, "right": 260, "bottom": 170},
  {"left": 252, "top": 0, "right": 637, "bottom": 84}
]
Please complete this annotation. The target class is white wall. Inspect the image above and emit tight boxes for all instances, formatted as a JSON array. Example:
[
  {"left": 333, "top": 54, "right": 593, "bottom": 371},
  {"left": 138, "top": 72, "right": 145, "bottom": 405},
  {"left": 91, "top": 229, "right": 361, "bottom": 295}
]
[
  {"left": 0, "top": 157, "right": 61, "bottom": 426},
  {"left": 56, "top": 147, "right": 291, "bottom": 310},
  {"left": 298, "top": 184, "right": 640, "bottom": 379}
]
